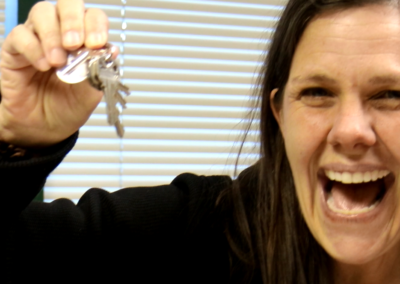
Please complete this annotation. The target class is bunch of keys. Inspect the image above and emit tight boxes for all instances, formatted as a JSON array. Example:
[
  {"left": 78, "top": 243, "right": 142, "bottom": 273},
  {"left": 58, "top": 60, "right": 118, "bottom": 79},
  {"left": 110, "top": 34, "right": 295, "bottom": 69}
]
[{"left": 56, "top": 44, "right": 130, "bottom": 137}]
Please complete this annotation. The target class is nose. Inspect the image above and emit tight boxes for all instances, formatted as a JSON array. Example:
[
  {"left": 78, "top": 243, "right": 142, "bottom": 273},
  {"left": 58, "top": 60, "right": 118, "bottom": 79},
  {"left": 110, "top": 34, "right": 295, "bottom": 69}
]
[{"left": 327, "top": 100, "right": 376, "bottom": 155}]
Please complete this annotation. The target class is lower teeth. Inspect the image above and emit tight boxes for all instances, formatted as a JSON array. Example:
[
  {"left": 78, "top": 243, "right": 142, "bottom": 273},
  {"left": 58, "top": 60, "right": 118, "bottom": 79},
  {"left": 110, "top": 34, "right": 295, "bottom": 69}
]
[{"left": 327, "top": 195, "right": 379, "bottom": 215}]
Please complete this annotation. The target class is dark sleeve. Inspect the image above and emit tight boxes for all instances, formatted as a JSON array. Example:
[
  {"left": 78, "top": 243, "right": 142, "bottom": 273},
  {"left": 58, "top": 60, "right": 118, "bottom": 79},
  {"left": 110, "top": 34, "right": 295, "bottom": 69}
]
[
  {"left": 1, "top": 132, "right": 79, "bottom": 220},
  {"left": 5, "top": 168, "right": 232, "bottom": 283}
]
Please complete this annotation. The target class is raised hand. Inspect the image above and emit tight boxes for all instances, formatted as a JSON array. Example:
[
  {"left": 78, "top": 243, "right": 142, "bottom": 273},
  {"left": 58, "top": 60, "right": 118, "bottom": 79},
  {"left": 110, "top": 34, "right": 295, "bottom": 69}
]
[{"left": 0, "top": 0, "right": 110, "bottom": 147}]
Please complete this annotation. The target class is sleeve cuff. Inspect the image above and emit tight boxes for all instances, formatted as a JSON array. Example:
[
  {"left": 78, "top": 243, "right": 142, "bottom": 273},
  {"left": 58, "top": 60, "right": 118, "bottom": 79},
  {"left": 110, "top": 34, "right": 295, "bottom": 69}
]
[{"left": 1, "top": 132, "right": 79, "bottom": 221}]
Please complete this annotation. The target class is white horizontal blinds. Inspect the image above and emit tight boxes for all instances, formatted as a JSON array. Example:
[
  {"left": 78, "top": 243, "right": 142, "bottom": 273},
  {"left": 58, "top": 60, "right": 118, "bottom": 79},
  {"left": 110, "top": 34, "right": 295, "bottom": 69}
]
[{"left": 44, "top": 0, "right": 286, "bottom": 202}]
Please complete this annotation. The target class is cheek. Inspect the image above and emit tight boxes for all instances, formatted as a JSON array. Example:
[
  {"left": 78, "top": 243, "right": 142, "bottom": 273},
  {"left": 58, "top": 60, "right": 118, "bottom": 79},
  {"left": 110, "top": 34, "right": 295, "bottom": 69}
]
[
  {"left": 374, "top": 113, "right": 400, "bottom": 235},
  {"left": 282, "top": 105, "right": 331, "bottom": 175},
  {"left": 281, "top": 105, "right": 332, "bottom": 221},
  {"left": 374, "top": 113, "right": 400, "bottom": 166}
]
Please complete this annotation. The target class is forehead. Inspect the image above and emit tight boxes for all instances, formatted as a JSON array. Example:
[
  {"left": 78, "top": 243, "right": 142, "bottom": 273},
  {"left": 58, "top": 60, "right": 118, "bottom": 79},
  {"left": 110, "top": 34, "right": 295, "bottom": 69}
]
[{"left": 289, "top": 4, "right": 400, "bottom": 84}]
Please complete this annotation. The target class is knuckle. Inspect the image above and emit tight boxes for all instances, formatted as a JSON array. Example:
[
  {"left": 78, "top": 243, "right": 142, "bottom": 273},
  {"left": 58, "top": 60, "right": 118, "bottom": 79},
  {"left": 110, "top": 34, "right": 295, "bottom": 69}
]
[
  {"left": 86, "top": 8, "right": 109, "bottom": 29},
  {"left": 10, "top": 24, "right": 25, "bottom": 39},
  {"left": 58, "top": 0, "right": 84, "bottom": 6},
  {"left": 12, "top": 24, "right": 25, "bottom": 33},
  {"left": 62, "top": 14, "right": 83, "bottom": 30},
  {"left": 41, "top": 36, "right": 62, "bottom": 50},
  {"left": 31, "top": 1, "right": 53, "bottom": 14},
  {"left": 23, "top": 40, "right": 39, "bottom": 53},
  {"left": 42, "top": 30, "right": 60, "bottom": 42},
  {"left": 86, "top": 7, "right": 107, "bottom": 17}
]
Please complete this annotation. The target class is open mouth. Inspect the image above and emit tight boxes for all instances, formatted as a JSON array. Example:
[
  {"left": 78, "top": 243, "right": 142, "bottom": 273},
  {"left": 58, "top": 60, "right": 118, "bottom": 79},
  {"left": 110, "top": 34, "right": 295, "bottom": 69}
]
[{"left": 320, "top": 170, "right": 394, "bottom": 215}]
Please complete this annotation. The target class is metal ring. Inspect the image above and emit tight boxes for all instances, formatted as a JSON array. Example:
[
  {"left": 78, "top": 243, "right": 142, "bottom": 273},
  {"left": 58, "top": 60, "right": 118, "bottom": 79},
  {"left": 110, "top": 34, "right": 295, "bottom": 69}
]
[{"left": 88, "top": 59, "right": 103, "bottom": 91}]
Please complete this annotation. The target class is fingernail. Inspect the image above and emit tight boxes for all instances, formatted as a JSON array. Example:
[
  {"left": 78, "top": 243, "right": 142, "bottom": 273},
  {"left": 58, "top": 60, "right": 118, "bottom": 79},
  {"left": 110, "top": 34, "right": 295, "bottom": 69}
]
[
  {"left": 50, "top": 48, "right": 66, "bottom": 65},
  {"left": 36, "top": 57, "right": 50, "bottom": 71},
  {"left": 64, "top": 31, "right": 81, "bottom": 46},
  {"left": 88, "top": 32, "right": 105, "bottom": 46}
]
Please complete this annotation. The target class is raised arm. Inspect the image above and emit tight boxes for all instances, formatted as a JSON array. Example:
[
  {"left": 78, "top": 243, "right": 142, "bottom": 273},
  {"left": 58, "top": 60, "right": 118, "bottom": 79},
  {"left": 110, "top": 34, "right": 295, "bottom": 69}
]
[
  {"left": 0, "top": 0, "right": 109, "bottom": 148},
  {"left": 1, "top": 2, "right": 235, "bottom": 283}
]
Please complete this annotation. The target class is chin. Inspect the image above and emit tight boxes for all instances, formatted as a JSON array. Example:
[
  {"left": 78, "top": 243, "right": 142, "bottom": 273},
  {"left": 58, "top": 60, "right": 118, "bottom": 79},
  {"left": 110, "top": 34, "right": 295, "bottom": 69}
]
[
  {"left": 305, "top": 169, "right": 400, "bottom": 266},
  {"left": 323, "top": 233, "right": 389, "bottom": 265}
]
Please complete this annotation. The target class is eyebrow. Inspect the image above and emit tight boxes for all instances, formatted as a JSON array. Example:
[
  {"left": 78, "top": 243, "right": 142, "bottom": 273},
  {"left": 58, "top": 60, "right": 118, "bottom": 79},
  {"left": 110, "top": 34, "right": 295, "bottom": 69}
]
[
  {"left": 291, "top": 74, "right": 338, "bottom": 85},
  {"left": 368, "top": 75, "right": 400, "bottom": 85},
  {"left": 291, "top": 74, "right": 400, "bottom": 86}
]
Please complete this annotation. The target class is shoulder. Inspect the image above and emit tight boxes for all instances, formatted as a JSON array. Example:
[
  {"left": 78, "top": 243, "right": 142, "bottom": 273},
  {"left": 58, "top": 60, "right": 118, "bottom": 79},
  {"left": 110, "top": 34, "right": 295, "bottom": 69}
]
[{"left": 171, "top": 172, "right": 233, "bottom": 198}]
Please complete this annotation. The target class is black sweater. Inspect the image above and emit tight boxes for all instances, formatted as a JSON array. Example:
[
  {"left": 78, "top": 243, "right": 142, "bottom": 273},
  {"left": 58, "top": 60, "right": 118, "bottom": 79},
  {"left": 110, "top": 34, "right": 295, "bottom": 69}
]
[{"left": 3, "top": 133, "right": 236, "bottom": 284}]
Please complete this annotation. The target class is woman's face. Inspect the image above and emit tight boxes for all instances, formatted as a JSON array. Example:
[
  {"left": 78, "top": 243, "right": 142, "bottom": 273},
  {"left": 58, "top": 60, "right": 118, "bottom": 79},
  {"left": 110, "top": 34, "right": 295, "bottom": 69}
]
[{"left": 274, "top": 5, "right": 400, "bottom": 266}]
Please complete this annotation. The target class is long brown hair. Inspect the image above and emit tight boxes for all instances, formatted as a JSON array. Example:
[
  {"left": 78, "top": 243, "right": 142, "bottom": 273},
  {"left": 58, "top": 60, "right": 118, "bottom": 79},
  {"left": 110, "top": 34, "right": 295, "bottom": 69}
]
[{"left": 219, "top": 0, "right": 398, "bottom": 283}]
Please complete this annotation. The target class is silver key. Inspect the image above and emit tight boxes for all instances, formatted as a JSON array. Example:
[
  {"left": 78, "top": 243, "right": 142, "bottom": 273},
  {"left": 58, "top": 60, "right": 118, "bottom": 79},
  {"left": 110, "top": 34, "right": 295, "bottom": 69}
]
[
  {"left": 56, "top": 44, "right": 130, "bottom": 138},
  {"left": 104, "top": 79, "right": 120, "bottom": 124},
  {"left": 97, "top": 71, "right": 123, "bottom": 135},
  {"left": 102, "top": 70, "right": 129, "bottom": 137},
  {"left": 56, "top": 43, "right": 114, "bottom": 85},
  {"left": 56, "top": 49, "right": 91, "bottom": 84},
  {"left": 89, "top": 54, "right": 130, "bottom": 138}
]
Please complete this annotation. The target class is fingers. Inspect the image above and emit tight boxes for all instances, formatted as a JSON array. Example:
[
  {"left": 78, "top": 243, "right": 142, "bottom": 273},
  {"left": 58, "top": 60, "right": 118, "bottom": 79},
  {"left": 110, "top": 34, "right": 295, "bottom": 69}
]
[
  {"left": 5, "top": 0, "right": 110, "bottom": 72},
  {"left": 56, "top": 0, "right": 86, "bottom": 49},
  {"left": 26, "top": 1, "right": 66, "bottom": 66},
  {"left": 84, "top": 8, "right": 109, "bottom": 48},
  {"left": 3, "top": 24, "right": 51, "bottom": 72}
]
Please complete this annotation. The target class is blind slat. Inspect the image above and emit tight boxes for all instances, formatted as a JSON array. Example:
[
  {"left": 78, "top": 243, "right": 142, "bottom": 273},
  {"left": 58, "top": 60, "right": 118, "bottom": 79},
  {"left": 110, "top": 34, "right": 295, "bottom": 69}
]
[
  {"left": 94, "top": 104, "right": 251, "bottom": 119},
  {"left": 129, "top": 1, "right": 283, "bottom": 17},
  {"left": 127, "top": 93, "right": 252, "bottom": 107},
  {"left": 123, "top": 83, "right": 254, "bottom": 96},
  {"left": 86, "top": 117, "right": 257, "bottom": 131},
  {"left": 110, "top": 33, "right": 268, "bottom": 51},
  {"left": 123, "top": 45, "right": 265, "bottom": 61},
  {"left": 124, "top": 57, "right": 262, "bottom": 73},
  {"left": 129, "top": 9, "right": 277, "bottom": 28},
  {"left": 69, "top": 137, "right": 257, "bottom": 152},
  {"left": 61, "top": 155, "right": 254, "bottom": 165},
  {"left": 123, "top": 69, "right": 258, "bottom": 84},
  {"left": 77, "top": 128, "right": 258, "bottom": 142},
  {"left": 51, "top": 165, "right": 250, "bottom": 176}
]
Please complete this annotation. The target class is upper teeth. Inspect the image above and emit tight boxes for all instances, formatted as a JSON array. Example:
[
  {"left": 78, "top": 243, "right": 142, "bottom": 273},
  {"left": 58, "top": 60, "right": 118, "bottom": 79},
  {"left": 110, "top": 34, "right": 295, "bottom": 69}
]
[{"left": 325, "top": 170, "right": 390, "bottom": 184}]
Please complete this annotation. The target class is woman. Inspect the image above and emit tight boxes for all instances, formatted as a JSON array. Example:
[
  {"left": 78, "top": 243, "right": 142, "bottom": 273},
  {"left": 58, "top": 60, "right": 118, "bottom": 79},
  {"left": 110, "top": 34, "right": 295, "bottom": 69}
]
[
  {"left": 3, "top": 0, "right": 400, "bottom": 283},
  {"left": 249, "top": 0, "right": 400, "bottom": 283}
]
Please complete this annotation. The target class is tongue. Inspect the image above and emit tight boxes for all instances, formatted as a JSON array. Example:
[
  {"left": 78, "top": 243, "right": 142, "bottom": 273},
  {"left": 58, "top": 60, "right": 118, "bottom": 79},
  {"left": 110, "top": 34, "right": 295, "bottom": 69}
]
[{"left": 330, "top": 179, "right": 384, "bottom": 211}]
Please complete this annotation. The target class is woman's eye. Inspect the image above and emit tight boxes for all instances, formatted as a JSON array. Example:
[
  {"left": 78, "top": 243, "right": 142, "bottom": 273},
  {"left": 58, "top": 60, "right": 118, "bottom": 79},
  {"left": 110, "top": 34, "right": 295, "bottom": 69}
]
[
  {"left": 299, "top": 88, "right": 334, "bottom": 107},
  {"left": 300, "top": 88, "right": 331, "bottom": 97},
  {"left": 371, "top": 90, "right": 400, "bottom": 110},
  {"left": 374, "top": 90, "right": 400, "bottom": 99}
]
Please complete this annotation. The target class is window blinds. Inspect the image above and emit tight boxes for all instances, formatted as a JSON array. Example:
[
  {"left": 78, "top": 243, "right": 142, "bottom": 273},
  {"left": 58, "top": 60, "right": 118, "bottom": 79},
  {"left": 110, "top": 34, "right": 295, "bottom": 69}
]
[{"left": 44, "top": 0, "right": 286, "bottom": 203}]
